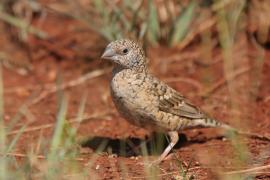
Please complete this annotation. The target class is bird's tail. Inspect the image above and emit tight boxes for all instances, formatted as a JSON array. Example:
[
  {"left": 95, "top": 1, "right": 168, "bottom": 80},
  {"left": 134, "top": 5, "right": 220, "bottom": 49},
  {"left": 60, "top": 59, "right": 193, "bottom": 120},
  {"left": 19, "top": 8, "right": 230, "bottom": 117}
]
[
  {"left": 190, "top": 118, "right": 233, "bottom": 130},
  {"left": 191, "top": 118, "right": 270, "bottom": 141}
]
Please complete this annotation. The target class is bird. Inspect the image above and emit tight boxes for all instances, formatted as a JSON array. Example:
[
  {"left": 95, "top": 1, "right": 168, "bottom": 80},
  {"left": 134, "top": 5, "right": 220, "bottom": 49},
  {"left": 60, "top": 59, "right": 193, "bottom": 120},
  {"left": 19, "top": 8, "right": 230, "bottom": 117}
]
[{"left": 101, "top": 39, "right": 270, "bottom": 164}]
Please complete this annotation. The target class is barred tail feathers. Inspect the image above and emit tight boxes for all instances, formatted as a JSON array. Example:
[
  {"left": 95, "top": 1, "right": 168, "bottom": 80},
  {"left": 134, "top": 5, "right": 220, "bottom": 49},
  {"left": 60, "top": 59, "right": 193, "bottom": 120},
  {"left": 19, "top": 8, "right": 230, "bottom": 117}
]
[
  {"left": 190, "top": 118, "right": 270, "bottom": 141},
  {"left": 191, "top": 118, "right": 233, "bottom": 130}
]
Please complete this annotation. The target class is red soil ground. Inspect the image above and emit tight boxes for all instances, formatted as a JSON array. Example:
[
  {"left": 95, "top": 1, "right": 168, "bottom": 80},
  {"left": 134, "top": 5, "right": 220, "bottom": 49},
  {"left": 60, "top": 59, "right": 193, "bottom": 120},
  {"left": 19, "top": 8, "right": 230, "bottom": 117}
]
[{"left": 2, "top": 7, "right": 270, "bottom": 180}]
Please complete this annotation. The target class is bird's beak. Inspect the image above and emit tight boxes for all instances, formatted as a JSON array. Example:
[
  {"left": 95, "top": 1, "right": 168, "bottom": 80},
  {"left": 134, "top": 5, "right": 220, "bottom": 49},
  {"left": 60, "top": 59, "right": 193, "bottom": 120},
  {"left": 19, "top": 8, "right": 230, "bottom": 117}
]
[{"left": 101, "top": 47, "right": 116, "bottom": 60}]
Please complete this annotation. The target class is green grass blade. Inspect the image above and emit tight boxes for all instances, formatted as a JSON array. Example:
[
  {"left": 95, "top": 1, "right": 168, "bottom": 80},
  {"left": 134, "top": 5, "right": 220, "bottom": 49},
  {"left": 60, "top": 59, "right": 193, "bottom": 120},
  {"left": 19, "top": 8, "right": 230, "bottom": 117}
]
[
  {"left": 139, "top": 22, "right": 148, "bottom": 40},
  {"left": 6, "top": 91, "right": 38, "bottom": 133},
  {"left": 6, "top": 125, "right": 26, "bottom": 153},
  {"left": 129, "top": 0, "right": 144, "bottom": 32},
  {"left": 0, "top": 63, "right": 6, "bottom": 179},
  {"left": 45, "top": 93, "right": 68, "bottom": 178},
  {"left": 84, "top": 139, "right": 108, "bottom": 171},
  {"left": 49, "top": 95, "right": 68, "bottom": 156},
  {"left": 60, "top": 92, "right": 88, "bottom": 151},
  {"left": 73, "top": 92, "right": 87, "bottom": 132},
  {"left": 147, "top": 0, "right": 160, "bottom": 45},
  {"left": 0, "top": 10, "right": 47, "bottom": 39},
  {"left": 169, "top": 1, "right": 197, "bottom": 46},
  {"left": 93, "top": 0, "right": 105, "bottom": 16}
]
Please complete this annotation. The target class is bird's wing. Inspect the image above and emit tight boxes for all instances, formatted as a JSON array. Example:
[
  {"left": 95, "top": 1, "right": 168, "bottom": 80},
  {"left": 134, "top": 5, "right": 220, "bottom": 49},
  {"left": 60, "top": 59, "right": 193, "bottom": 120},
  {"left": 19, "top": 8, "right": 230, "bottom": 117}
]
[{"left": 150, "top": 77, "right": 206, "bottom": 119}]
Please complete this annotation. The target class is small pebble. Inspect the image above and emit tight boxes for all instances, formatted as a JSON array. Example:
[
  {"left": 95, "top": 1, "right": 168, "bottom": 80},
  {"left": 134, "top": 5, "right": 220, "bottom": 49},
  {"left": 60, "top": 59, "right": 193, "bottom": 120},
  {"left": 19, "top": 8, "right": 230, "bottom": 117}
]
[{"left": 108, "top": 154, "right": 118, "bottom": 158}]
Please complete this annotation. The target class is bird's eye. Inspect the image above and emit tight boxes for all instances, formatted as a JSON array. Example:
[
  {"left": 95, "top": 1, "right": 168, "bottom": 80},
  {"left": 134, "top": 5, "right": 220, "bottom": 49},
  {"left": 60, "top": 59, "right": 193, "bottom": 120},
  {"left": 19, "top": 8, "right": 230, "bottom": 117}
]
[{"left": 122, "top": 48, "right": 128, "bottom": 54}]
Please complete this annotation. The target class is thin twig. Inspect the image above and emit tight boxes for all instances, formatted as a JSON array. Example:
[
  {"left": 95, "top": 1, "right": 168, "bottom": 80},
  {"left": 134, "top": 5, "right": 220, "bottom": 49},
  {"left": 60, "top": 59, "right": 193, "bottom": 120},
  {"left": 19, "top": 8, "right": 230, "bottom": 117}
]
[
  {"left": 223, "top": 164, "right": 270, "bottom": 175},
  {"left": 8, "top": 111, "right": 111, "bottom": 135},
  {"left": 5, "top": 83, "right": 51, "bottom": 94},
  {"left": 30, "top": 68, "right": 111, "bottom": 105},
  {"left": 130, "top": 167, "right": 202, "bottom": 179},
  {"left": 200, "top": 66, "right": 251, "bottom": 97},
  {"left": 1, "top": 152, "right": 84, "bottom": 161},
  {"left": 164, "top": 77, "right": 203, "bottom": 91},
  {"left": 238, "top": 131, "right": 270, "bottom": 142}
]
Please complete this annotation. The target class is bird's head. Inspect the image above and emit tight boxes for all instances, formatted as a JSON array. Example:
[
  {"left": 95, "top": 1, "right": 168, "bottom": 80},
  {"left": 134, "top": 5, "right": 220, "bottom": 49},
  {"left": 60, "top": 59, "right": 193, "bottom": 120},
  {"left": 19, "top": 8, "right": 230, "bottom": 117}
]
[{"left": 101, "top": 39, "right": 147, "bottom": 71}]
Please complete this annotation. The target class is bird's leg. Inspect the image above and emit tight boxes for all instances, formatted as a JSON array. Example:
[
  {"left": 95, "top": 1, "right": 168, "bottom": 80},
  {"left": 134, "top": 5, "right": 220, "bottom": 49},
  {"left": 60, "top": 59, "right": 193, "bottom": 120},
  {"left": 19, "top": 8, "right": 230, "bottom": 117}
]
[{"left": 151, "top": 131, "right": 179, "bottom": 165}]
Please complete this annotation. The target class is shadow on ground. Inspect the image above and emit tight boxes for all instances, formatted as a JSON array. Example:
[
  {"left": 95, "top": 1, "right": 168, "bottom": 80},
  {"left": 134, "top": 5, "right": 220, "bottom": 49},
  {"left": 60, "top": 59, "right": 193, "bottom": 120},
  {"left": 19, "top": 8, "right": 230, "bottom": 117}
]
[
  {"left": 80, "top": 133, "right": 188, "bottom": 157},
  {"left": 80, "top": 132, "right": 224, "bottom": 157}
]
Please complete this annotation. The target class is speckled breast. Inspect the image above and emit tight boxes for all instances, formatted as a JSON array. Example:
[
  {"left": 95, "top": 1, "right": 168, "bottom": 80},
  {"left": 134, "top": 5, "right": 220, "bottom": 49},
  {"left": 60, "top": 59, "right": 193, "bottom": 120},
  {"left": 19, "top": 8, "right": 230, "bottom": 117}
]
[{"left": 110, "top": 69, "right": 157, "bottom": 129}]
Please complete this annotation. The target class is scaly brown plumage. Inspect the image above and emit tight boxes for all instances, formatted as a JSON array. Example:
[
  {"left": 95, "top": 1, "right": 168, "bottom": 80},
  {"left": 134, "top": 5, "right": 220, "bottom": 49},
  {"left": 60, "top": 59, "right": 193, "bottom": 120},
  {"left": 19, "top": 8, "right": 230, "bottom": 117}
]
[{"left": 101, "top": 39, "right": 270, "bottom": 164}]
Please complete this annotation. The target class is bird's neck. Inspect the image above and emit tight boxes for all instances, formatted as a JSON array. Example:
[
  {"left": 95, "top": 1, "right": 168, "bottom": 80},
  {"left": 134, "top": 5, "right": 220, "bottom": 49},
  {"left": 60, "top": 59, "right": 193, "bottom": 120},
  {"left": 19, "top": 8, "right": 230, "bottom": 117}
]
[{"left": 112, "top": 64, "right": 147, "bottom": 76}]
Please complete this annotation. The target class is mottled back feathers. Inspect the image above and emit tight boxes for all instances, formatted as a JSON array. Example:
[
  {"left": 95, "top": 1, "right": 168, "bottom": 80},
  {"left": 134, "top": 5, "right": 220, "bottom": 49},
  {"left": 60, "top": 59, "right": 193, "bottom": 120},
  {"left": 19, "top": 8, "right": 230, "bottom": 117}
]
[
  {"left": 149, "top": 77, "right": 206, "bottom": 119},
  {"left": 102, "top": 39, "right": 213, "bottom": 131}
]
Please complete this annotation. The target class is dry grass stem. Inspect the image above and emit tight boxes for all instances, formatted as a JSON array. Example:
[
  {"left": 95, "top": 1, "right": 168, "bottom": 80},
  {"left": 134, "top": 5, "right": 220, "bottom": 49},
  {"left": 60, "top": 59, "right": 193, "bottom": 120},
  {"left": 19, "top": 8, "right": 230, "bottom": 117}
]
[
  {"left": 1, "top": 152, "right": 84, "bottom": 161},
  {"left": 201, "top": 66, "right": 251, "bottom": 97},
  {"left": 8, "top": 111, "right": 111, "bottom": 135},
  {"left": 30, "top": 68, "right": 110, "bottom": 105},
  {"left": 164, "top": 77, "right": 203, "bottom": 91},
  {"left": 223, "top": 164, "right": 270, "bottom": 175}
]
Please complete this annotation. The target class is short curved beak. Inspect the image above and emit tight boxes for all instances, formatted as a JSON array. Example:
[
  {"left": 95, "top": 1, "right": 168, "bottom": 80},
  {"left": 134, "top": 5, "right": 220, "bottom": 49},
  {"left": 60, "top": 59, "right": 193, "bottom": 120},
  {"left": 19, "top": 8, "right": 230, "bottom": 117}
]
[{"left": 101, "top": 47, "right": 115, "bottom": 60}]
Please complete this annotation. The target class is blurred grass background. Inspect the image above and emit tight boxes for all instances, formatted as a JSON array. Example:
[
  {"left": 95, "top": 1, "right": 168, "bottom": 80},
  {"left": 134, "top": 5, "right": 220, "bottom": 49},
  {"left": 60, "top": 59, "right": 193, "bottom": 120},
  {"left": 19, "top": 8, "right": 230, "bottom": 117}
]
[{"left": 0, "top": 0, "right": 269, "bottom": 179}]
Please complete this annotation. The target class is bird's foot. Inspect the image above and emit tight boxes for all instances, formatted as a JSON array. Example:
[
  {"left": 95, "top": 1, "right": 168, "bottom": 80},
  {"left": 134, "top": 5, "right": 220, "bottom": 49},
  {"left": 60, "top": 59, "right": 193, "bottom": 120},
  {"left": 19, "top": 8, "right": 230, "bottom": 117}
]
[{"left": 138, "top": 154, "right": 174, "bottom": 167}]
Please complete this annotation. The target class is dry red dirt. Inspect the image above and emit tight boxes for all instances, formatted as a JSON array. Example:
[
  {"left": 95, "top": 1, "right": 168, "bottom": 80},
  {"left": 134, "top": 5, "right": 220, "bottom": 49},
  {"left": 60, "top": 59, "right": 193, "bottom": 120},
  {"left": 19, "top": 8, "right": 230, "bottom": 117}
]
[{"left": 2, "top": 7, "right": 270, "bottom": 180}]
